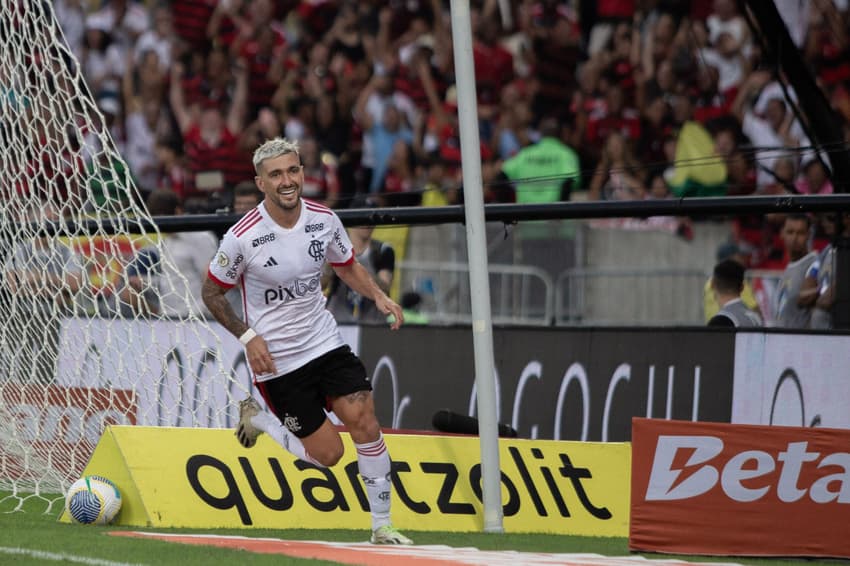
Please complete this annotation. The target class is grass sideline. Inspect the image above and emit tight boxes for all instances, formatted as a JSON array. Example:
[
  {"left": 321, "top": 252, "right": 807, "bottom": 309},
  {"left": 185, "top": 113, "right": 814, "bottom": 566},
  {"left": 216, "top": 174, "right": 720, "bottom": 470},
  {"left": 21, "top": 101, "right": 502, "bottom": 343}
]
[{"left": 0, "top": 492, "right": 840, "bottom": 566}]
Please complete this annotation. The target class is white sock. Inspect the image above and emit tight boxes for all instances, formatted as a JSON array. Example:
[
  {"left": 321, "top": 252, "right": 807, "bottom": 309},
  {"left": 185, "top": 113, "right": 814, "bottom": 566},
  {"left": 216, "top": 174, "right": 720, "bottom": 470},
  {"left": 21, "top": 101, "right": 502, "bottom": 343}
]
[
  {"left": 355, "top": 432, "right": 392, "bottom": 531},
  {"left": 250, "top": 411, "right": 323, "bottom": 467}
]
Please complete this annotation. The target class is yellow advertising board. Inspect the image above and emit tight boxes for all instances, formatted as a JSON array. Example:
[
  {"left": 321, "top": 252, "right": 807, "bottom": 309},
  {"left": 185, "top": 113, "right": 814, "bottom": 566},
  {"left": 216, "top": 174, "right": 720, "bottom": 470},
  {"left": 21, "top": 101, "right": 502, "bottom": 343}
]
[{"left": 61, "top": 426, "right": 630, "bottom": 536}]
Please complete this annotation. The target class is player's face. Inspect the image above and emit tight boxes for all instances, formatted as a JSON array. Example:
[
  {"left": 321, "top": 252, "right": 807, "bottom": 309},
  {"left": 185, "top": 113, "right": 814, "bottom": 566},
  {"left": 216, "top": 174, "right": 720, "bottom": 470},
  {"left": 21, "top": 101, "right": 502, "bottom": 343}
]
[{"left": 256, "top": 152, "right": 303, "bottom": 213}]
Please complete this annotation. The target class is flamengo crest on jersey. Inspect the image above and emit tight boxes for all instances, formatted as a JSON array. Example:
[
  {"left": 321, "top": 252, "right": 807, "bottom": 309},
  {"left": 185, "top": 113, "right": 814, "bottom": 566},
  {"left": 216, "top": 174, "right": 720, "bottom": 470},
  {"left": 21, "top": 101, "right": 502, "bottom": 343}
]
[{"left": 208, "top": 200, "right": 355, "bottom": 380}]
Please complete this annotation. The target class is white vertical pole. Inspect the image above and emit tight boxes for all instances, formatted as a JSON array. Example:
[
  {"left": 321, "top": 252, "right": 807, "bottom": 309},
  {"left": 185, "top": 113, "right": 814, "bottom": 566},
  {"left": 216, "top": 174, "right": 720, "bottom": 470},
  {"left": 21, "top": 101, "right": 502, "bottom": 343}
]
[{"left": 449, "top": 0, "right": 504, "bottom": 533}]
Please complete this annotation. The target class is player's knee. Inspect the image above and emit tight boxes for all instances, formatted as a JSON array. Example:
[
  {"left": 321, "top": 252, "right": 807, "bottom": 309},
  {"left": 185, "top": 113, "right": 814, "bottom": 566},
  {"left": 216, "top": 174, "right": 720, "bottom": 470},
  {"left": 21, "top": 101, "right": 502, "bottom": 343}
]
[
  {"left": 312, "top": 444, "right": 344, "bottom": 467},
  {"left": 349, "top": 412, "right": 381, "bottom": 441}
]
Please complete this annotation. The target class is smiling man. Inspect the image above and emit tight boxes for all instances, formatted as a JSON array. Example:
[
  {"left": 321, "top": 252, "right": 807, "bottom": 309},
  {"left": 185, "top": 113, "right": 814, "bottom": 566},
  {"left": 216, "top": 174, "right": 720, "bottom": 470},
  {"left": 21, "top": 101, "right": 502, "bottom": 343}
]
[{"left": 201, "top": 137, "right": 411, "bottom": 545}]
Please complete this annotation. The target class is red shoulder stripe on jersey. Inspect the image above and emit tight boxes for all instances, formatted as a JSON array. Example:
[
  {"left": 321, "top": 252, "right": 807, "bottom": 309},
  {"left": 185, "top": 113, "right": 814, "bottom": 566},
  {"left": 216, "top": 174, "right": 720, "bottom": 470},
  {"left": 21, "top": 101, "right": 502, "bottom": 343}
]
[
  {"left": 303, "top": 198, "right": 331, "bottom": 212},
  {"left": 234, "top": 214, "right": 262, "bottom": 237},
  {"left": 329, "top": 250, "right": 355, "bottom": 267},
  {"left": 232, "top": 208, "right": 260, "bottom": 230},
  {"left": 207, "top": 269, "right": 236, "bottom": 289},
  {"left": 232, "top": 208, "right": 260, "bottom": 234},
  {"left": 304, "top": 200, "right": 333, "bottom": 216}
]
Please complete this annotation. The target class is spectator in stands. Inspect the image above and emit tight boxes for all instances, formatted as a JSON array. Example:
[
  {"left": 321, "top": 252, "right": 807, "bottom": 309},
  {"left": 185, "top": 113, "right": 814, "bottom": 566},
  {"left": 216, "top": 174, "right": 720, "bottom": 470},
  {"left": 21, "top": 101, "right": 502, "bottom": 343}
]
[
  {"left": 471, "top": 11, "right": 514, "bottom": 137},
  {"left": 154, "top": 134, "right": 191, "bottom": 197},
  {"left": 795, "top": 159, "right": 834, "bottom": 195},
  {"left": 493, "top": 90, "right": 537, "bottom": 160},
  {"left": 380, "top": 140, "right": 419, "bottom": 207},
  {"left": 3, "top": 202, "right": 86, "bottom": 383},
  {"left": 588, "top": 130, "right": 644, "bottom": 201},
  {"left": 354, "top": 72, "right": 414, "bottom": 197},
  {"left": 170, "top": 0, "right": 216, "bottom": 54},
  {"left": 708, "top": 258, "right": 763, "bottom": 327},
  {"left": 732, "top": 71, "right": 809, "bottom": 189},
  {"left": 81, "top": 12, "right": 125, "bottom": 99},
  {"left": 89, "top": 0, "right": 150, "bottom": 54},
  {"left": 169, "top": 58, "right": 253, "bottom": 196},
  {"left": 231, "top": 180, "right": 263, "bottom": 215},
  {"left": 123, "top": 52, "right": 175, "bottom": 195},
  {"left": 233, "top": 17, "right": 288, "bottom": 118},
  {"left": 773, "top": 214, "right": 818, "bottom": 328},
  {"left": 117, "top": 189, "right": 217, "bottom": 318},
  {"left": 239, "top": 106, "right": 284, "bottom": 156},
  {"left": 520, "top": 1, "right": 582, "bottom": 118},
  {"left": 419, "top": 153, "right": 458, "bottom": 206},
  {"left": 133, "top": 3, "right": 177, "bottom": 73},
  {"left": 325, "top": 197, "right": 396, "bottom": 324}
]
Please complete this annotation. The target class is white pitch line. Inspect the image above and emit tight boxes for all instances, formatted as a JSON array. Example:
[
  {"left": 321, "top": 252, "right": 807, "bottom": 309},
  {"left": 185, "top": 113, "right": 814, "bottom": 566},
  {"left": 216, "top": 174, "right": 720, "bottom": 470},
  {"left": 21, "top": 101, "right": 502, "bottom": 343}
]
[{"left": 0, "top": 546, "right": 144, "bottom": 566}]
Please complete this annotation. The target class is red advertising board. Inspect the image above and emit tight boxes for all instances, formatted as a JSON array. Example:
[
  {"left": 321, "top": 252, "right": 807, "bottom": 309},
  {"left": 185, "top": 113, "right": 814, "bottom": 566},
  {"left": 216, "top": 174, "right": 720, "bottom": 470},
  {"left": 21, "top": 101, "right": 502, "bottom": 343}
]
[
  {"left": 1, "top": 385, "right": 136, "bottom": 481},
  {"left": 630, "top": 417, "right": 850, "bottom": 558}
]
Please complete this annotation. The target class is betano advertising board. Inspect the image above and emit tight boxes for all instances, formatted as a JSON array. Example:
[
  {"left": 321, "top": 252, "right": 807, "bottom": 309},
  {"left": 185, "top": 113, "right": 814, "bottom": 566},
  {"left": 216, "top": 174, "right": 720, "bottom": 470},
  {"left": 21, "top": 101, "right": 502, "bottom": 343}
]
[{"left": 630, "top": 417, "right": 850, "bottom": 558}]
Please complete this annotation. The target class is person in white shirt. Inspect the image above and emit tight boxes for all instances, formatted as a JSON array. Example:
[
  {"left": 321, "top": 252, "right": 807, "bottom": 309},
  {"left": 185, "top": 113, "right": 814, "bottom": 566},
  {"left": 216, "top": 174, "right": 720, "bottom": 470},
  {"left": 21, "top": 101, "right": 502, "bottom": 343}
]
[
  {"left": 202, "top": 138, "right": 412, "bottom": 546},
  {"left": 733, "top": 72, "right": 809, "bottom": 188}
]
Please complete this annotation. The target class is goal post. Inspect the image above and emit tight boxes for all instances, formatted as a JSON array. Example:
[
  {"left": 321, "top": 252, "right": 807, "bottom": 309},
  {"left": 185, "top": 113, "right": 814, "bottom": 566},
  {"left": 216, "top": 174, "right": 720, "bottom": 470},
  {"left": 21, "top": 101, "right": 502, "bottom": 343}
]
[{"left": 0, "top": 2, "right": 249, "bottom": 511}]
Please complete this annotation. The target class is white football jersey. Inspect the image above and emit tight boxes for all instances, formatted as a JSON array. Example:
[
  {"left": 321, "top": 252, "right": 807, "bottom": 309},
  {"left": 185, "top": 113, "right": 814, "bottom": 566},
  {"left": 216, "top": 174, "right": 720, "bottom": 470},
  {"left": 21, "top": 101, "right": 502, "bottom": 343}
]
[{"left": 208, "top": 199, "right": 355, "bottom": 380}]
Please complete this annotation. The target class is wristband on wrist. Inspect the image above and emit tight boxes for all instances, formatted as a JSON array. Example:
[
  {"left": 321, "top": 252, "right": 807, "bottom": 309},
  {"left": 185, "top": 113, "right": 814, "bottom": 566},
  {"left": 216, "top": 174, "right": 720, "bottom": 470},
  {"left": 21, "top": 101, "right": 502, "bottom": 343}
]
[{"left": 239, "top": 328, "right": 257, "bottom": 346}]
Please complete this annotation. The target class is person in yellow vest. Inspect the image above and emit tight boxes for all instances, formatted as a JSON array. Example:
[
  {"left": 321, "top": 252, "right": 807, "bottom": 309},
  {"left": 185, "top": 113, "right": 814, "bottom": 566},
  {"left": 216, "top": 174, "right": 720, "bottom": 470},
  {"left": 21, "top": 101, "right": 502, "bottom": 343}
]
[{"left": 704, "top": 242, "right": 760, "bottom": 322}]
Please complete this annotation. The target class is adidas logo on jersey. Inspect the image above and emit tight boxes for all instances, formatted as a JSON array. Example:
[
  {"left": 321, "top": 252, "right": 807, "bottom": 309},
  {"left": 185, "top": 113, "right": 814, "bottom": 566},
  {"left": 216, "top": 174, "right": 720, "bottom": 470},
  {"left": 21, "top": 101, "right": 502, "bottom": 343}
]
[{"left": 263, "top": 257, "right": 278, "bottom": 267}]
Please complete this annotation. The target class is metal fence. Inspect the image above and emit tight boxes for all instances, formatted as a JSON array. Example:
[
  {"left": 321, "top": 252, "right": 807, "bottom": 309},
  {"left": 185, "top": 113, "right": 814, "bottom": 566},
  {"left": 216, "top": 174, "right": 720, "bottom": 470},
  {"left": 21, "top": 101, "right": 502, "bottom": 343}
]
[
  {"left": 399, "top": 260, "right": 555, "bottom": 325},
  {"left": 399, "top": 260, "right": 720, "bottom": 326}
]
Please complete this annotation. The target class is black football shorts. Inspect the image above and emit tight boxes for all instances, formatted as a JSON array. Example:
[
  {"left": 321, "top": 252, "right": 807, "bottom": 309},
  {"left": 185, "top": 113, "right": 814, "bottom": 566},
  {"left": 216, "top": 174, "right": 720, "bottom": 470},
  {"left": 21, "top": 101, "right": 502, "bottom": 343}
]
[{"left": 254, "top": 345, "right": 371, "bottom": 438}]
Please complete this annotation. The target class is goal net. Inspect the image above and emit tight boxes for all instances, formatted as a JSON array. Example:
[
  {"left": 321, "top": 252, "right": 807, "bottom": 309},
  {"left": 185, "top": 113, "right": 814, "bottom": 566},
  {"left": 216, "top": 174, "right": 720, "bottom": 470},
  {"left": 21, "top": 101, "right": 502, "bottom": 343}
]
[{"left": 0, "top": 3, "right": 250, "bottom": 511}]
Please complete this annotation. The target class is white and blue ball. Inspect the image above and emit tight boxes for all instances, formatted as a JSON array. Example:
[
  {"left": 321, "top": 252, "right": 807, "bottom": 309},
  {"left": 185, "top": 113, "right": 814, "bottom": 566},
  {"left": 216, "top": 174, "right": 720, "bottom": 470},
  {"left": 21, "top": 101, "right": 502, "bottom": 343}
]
[{"left": 65, "top": 475, "right": 122, "bottom": 525}]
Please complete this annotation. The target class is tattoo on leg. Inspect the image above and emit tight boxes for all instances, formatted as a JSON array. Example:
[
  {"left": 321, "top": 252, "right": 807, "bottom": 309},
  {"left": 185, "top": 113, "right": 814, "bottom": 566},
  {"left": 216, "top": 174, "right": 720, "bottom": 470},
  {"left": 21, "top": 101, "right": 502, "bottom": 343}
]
[{"left": 344, "top": 390, "right": 370, "bottom": 404}]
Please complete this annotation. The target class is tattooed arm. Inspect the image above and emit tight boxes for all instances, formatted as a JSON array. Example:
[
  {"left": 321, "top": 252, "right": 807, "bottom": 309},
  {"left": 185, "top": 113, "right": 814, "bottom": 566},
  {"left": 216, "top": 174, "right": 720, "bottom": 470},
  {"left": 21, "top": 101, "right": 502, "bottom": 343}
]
[
  {"left": 202, "top": 278, "right": 276, "bottom": 375},
  {"left": 202, "top": 277, "right": 248, "bottom": 337}
]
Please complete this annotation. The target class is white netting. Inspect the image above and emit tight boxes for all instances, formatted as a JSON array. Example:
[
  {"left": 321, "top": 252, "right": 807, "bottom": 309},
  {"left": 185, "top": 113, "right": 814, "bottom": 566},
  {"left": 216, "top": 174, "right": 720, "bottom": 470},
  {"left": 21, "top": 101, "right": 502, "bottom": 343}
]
[{"left": 0, "top": 2, "right": 249, "bottom": 510}]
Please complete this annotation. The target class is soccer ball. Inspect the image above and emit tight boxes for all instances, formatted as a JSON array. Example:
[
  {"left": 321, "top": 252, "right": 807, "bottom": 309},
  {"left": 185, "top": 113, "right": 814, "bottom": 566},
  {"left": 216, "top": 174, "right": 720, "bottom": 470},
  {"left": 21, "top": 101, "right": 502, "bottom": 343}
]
[{"left": 65, "top": 475, "right": 122, "bottom": 525}]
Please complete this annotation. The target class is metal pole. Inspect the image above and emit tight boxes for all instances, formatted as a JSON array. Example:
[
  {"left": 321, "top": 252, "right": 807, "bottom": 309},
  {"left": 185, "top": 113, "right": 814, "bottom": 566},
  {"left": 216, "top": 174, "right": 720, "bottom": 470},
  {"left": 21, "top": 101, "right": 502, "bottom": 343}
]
[{"left": 449, "top": 0, "right": 504, "bottom": 533}]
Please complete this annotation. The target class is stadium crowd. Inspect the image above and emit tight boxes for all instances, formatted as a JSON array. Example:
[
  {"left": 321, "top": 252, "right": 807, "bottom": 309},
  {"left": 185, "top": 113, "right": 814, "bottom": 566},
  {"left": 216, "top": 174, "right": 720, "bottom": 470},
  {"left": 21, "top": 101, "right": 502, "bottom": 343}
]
[{"left": 52, "top": 0, "right": 850, "bottom": 326}]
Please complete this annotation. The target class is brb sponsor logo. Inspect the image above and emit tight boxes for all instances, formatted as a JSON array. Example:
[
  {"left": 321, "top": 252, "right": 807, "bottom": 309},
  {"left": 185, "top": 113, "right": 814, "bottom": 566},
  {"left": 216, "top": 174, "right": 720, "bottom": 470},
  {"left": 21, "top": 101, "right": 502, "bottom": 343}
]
[
  {"left": 252, "top": 233, "right": 275, "bottom": 248},
  {"left": 264, "top": 276, "right": 321, "bottom": 304},
  {"left": 646, "top": 435, "right": 848, "bottom": 503},
  {"left": 305, "top": 223, "right": 324, "bottom": 233}
]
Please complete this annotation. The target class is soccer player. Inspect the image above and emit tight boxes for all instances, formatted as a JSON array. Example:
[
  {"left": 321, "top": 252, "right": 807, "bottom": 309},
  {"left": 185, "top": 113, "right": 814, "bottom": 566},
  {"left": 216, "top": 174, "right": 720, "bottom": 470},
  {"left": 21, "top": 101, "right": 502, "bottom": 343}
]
[{"left": 202, "top": 137, "right": 412, "bottom": 545}]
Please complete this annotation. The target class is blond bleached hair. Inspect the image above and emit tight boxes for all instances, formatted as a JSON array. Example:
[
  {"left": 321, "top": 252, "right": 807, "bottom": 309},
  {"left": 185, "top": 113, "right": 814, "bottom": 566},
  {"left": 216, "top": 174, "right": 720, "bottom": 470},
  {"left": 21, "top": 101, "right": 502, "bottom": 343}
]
[{"left": 252, "top": 138, "right": 300, "bottom": 173}]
